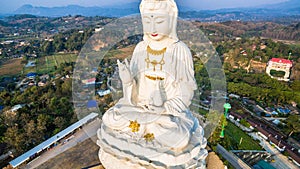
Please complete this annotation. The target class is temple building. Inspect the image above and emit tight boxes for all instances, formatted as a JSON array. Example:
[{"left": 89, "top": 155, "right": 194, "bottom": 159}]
[{"left": 266, "top": 58, "right": 293, "bottom": 81}]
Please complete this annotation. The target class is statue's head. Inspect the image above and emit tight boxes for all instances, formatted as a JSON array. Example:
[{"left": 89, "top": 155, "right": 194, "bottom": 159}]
[{"left": 140, "top": 0, "right": 179, "bottom": 43}]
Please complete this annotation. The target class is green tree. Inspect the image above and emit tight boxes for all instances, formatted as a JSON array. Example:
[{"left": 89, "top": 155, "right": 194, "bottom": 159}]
[
  {"left": 286, "top": 115, "right": 300, "bottom": 137},
  {"left": 61, "top": 79, "right": 72, "bottom": 95},
  {"left": 0, "top": 91, "right": 12, "bottom": 106},
  {"left": 54, "top": 116, "right": 66, "bottom": 131},
  {"left": 24, "top": 120, "right": 37, "bottom": 148},
  {"left": 42, "top": 41, "right": 55, "bottom": 54},
  {"left": 216, "top": 44, "right": 226, "bottom": 56},
  {"left": 208, "top": 112, "right": 227, "bottom": 146},
  {"left": 37, "top": 114, "right": 50, "bottom": 134},
  {"left": 240, "top": 119, "right": 251, "bottom": 128},
  {"left": 4, "top": 126, "right": 25, "bottom": 154},
  {"left": 291, "top": 80, "right": 300, "bottom": 91}
]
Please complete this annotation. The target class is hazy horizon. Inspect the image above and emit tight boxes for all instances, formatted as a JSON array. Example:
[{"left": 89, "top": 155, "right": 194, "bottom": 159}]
[{"left": 0, "top": 0, "right": 289, "bottom": 13}]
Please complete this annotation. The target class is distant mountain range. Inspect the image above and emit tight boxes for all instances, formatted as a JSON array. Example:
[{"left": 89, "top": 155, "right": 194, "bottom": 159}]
[
  {"left": 13, "top": 4, "right": 139, "bottom": 17},
  {"left": 5, "top": 0, "right": 300, "bottom": 20},
  {"left": 262, "top": 0, "right": 300, "bottom": 9}
]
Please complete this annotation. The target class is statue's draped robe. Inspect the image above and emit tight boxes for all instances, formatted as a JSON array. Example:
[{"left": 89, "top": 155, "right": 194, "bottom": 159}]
[{"left": 98, "top": 41, "right": 207, "bottom": 168}]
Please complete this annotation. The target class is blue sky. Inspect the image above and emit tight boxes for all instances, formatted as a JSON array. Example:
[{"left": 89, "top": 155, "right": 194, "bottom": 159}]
[{"left": 0, "top": 0, "right": 288, "bottom": 13}]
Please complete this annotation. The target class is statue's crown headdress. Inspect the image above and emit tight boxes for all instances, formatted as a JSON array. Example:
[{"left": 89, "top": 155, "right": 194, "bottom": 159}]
[{"left": 140, "top": 0, "right": 177, "bottom": 13}]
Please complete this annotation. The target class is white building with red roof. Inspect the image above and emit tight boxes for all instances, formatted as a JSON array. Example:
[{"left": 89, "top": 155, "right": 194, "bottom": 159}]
[
  {"left": 82, "top": 78, "right": 96, "bottom": 85},
  {"left": 266, "top": 58, "right": 293, "bottom": 81}
]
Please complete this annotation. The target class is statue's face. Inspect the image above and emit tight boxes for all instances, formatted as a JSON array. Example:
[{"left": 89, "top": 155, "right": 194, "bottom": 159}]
[{"left": 142, "top": 10, "right": 171, "bottom": 41}]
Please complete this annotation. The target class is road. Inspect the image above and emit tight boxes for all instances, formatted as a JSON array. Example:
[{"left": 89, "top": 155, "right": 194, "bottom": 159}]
[
  {"left": 25, "top": 118, "right": 101, "bottom": 169},
  {"left": 216, "top": 144, "right": 251, "bottom": 169},
  {"left": 249, "top": 133, "right": 298, "bottom": 169}
]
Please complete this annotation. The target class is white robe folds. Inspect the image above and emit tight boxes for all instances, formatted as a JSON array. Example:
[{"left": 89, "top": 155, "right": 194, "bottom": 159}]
[{"left": 98, "top": 41, "right": 207, "bottom": 169}]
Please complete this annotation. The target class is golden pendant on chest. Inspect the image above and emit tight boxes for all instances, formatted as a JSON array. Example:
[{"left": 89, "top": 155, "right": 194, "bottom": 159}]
[{"left": 145, "top": 45, "right": 166, "bottom": 71}]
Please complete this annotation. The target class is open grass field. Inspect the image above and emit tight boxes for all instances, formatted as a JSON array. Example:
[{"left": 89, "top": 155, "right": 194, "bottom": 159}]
[
  {"left": 23, "top": 54, "right": 78, "bottom": 75},
  {"left": 0, "top": 58, "right": 23, "bottom": 77},
  {"left": 223, "top": 122, "right": 262, "bottom": 151}
]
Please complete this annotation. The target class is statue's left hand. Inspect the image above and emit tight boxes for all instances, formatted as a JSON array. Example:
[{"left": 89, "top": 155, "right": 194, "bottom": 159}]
[{"left": 117, "top": 59, "right": 132, "bottom": 84}]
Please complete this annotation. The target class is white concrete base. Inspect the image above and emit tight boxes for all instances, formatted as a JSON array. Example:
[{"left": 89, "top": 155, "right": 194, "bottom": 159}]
[
  {"left": 97, "top": 123, "right": 207, "bottom": 169},
  {"left": 99, "top": 147, "right": 206, "bottom": 169}
]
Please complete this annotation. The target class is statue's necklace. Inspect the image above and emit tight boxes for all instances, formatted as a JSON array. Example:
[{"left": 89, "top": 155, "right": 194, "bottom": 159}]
[{"left": 145, "top": 45, "right": 166, "bottom": 71}]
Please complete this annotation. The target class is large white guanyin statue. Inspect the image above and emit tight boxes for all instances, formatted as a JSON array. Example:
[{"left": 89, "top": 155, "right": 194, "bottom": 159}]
[{"left": 97, "top": 0, "right": 208, "bottom": 168}]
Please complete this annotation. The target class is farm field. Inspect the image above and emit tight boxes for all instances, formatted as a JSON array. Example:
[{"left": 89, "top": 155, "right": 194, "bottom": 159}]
[
  {"left": 0, "top": 54, "right": 78, "bottom": 78},
  {"left": 0, "top": 50, "right": 130, "bottom": 78},
  {"left": 0, "top": 58, "right": 23, "bottom": 77},
  {"left": 24, "top": 54, "right": 78, "bottom": 75}
]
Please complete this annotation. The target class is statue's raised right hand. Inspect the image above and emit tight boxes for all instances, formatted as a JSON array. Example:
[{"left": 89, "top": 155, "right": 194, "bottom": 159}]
[{"left": 117, "top": 59, "right": 132, "bottom": 85}]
